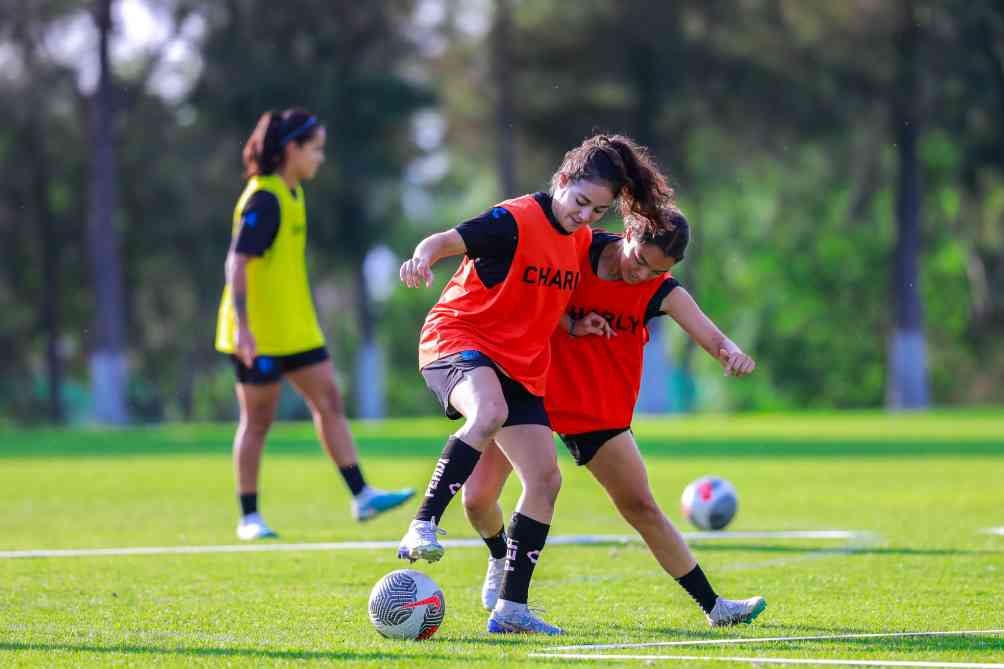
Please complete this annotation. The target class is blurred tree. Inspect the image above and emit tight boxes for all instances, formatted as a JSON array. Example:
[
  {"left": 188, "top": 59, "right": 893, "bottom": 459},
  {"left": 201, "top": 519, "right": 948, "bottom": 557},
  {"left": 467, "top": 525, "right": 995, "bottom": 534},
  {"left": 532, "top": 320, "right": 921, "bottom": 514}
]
[
  {"left": 87, "top": 0, "right": 129, "bottom": 423},
  {"left": 187, "top": 0, "right": 433, "bottom": 418}
]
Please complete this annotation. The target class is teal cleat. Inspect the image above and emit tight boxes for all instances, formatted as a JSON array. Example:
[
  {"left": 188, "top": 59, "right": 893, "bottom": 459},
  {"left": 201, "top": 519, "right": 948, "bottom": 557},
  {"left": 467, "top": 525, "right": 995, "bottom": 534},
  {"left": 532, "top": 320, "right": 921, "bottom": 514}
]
[
  {"left": 236, "top": 513, "right": 278, "bottom": 541},
  {"left": 706, "top": 596, "right": 767, "bottom": 627},
  {"left": 352, "top": 487, "right": 415, "bottom": 522}
]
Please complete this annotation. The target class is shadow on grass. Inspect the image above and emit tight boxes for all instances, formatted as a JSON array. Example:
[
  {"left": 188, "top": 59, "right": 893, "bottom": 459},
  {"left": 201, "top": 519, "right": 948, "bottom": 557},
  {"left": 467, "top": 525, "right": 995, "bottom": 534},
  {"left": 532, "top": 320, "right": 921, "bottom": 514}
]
[
  {"left": 606, "top": 626, "right": 1004, "bottom": 655},
  {"left": 0, "top": 640, "right": 458, "bottom": 662},
  {"left": 689, "top": 543, "right": 1001, "bottom": 557}
]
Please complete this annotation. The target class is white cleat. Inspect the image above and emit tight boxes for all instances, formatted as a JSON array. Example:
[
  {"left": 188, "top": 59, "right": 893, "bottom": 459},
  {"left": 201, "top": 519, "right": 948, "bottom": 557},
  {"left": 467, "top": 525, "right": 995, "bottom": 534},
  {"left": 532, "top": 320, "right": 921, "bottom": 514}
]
[
  {"left": 487, "top": 600, "right": 563, "bottom": 635},
  {"left": 706, "top": 595, "right": 767, "bottom": 627},
  {"left": 396, "top": 519, "right": 446, "bottom": 563},
  {"left": 481, "top": 557, "right": 506, "bottom": 611},
  {"left": 236, "top": 513, "right": 278, "bottom": 541}
]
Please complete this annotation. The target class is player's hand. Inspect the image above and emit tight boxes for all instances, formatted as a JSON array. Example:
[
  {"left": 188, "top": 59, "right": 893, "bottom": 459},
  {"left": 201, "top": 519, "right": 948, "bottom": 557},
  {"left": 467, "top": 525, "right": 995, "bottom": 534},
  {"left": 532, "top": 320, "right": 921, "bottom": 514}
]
[
  {"left": 400, "top": 256, "right": 433, "bottom": 288},
  {"left": 235, "top": 326, "right": 257, "bottom": 369},
  {"left": 574, "top": 312, "right": 616, "bottom": 338},
  {"left": 718, "top": 347, "right": 756, "bottom": 377}
]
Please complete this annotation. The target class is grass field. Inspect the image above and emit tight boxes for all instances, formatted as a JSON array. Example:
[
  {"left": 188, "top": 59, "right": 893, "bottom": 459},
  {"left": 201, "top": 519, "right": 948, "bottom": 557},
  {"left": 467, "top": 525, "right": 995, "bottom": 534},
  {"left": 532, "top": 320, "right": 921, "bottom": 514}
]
[{"left": 1, "top": 412, "right": 1002, "bottom": 667}]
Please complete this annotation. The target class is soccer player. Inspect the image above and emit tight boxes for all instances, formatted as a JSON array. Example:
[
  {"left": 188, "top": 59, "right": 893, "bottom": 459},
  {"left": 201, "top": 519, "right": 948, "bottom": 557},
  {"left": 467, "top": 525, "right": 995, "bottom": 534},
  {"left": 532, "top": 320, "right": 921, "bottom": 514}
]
[
  {"left": 215, "top": 108, "right": 413, "bottom": 541},
  {"left": 462, "top": 206, "right": 767, "bottom": 628},
  {"left": 397, "top": 134, "right": 674, "bottom": 635}
]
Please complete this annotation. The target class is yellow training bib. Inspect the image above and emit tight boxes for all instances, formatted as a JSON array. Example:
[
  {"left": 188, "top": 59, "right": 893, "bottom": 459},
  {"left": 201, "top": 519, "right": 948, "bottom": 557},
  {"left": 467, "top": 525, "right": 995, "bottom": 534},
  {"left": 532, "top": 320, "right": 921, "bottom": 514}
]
[{"left": 215, "top": 175, "right": 325, "bottom": 355}]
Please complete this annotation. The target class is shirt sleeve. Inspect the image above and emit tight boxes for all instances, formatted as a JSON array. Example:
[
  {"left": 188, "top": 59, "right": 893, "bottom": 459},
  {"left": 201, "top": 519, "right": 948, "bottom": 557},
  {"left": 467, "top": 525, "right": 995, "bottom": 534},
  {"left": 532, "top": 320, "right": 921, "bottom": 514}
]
[
  {"left": 644, "top": 277, "right": 681, "bottom": 324},
  {"left": 234, "top": 191, "right": 280, "bottom": 257},
  {"left": 455, "top": 206, "right": 519, "bottom": 260}
]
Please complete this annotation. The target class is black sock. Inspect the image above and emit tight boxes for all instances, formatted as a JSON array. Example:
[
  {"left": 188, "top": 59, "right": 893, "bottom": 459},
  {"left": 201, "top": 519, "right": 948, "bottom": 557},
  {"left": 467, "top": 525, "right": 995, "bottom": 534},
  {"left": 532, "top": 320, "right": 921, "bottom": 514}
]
[
  {"left": 416, "top": 436, "right": 481, "bottom": 522},
  {"left": 676, "top": 564, "right": 719, "bottom": 614},
  {"left": 499, "top": 512, "right": 550, "bottom": 605},
  {"left": 239, "top": 493, "right": 258, "bottom": 516},
  {"left": 483, "top": 526, "right": 508, "bottom": 560},
  {"left": 339, "top": 464, "right": 367, "bottom": 496}
]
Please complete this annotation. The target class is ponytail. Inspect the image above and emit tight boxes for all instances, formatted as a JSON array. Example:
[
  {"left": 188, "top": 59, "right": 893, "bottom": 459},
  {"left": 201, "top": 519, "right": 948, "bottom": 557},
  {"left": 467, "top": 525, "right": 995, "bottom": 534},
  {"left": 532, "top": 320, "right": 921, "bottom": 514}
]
[
  {"left": 241, "top": 107, "right": 321, "bottom": 179},
  {"left": 551, "top": 133, "right": 675, "bottom": 223}
]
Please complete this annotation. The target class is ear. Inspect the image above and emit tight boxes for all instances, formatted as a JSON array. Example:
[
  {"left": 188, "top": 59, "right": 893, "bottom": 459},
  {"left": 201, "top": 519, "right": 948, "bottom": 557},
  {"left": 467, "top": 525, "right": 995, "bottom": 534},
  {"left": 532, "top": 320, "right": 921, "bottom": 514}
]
[{"left": 556, "top": 172, "right": 569, "bottom": 188}]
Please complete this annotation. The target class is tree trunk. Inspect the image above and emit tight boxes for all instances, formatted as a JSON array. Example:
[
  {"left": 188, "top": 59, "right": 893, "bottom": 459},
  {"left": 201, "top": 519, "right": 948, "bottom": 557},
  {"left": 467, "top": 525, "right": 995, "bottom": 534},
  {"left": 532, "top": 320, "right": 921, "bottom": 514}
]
[
  {"left": 493, "top": 0, "right": 516, "bottom": 198},
  {"left": 630, "top": 33, "right": 675, "bottom": 414},
  {"left": 354, "top": 259, "right": 385, "bottom": 420},
  {"left": 34, "top": 124, "right": 64, "bottom": 423},
  {"left": 87, "top": 0, "right": 129, "bottom": 423},
  {"left": 886, "top": 0, "right": 930, "bottom": 410}
]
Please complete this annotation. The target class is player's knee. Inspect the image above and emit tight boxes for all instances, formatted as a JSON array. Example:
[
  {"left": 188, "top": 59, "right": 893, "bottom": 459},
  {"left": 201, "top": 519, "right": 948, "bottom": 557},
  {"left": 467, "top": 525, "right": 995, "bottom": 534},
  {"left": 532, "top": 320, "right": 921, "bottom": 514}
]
[
  {"left": 618, "top": 493, "right": 662, "bottom": 527},
  {"left": 525, "top": 465, "right": 561, "bottom": 505},
  {"left": 461, "top": 484, "right": 494, "bottom": 516},
  {"left": 468, "top": 400, "right": 507, "bottom": 441},
  {"left": 313, "top": 386, "right": 345, "bottom": 418},
  {"left": 240, "top": 413, "right": 273, "bottom": 439}
]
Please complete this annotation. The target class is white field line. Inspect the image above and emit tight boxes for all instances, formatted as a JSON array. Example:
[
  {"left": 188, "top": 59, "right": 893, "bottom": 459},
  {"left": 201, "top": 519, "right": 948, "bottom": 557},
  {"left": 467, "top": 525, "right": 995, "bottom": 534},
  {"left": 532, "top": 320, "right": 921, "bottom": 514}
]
[
  {"left": 0, "top": 530, "right": 864, "bottom": 560},
  {"left": 546, "top": 629, "right": 1004, "bottom": 652},
  {"left": 529, "top": 652, "right": 1004, "bottom": 668},
  {"left": 982, "top": 527, "right": 1004, "bottom": 536}
]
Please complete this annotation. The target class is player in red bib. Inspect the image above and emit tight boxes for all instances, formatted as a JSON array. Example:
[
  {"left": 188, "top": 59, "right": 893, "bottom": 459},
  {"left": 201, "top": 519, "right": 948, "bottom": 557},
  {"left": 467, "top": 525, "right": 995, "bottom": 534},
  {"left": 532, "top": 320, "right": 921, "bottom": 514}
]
[
  {"left": 463, "top": 206, "right": 767, "bottom": 628},
  {"left": 397, "top": 134, "right": 673, "bottom": 635}
]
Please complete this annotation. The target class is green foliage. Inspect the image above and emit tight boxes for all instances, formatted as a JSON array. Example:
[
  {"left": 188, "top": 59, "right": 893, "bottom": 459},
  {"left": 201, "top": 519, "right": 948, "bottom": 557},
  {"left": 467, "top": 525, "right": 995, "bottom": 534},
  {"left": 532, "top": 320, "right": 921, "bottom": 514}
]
[{"left": 3, "top": 0, "right": 1004, "bottom": 422}]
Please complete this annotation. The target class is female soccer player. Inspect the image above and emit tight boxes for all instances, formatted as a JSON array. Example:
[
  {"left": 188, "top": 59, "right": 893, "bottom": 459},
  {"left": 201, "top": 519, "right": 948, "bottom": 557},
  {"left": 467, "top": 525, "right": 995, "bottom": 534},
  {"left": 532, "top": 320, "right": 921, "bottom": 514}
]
[
  {"left": 215, "top": 108, "right": 412, "bottom": 540},
  {"left": 462, "top": 206, "right": 767, "bottom": 628},
  {"left": 397, "top": 134, "right": 673, "bottom": 635}
]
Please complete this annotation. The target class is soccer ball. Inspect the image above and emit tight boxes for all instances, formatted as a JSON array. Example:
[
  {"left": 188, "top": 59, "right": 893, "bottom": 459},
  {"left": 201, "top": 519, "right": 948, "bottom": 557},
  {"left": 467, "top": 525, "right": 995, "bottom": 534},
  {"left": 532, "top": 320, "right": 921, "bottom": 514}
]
[
  {"left": 681, "top": 476, "right": 738, "bottom": 530},
  {"left": 368, "top": 569, "right": 446, "bottom": 640}
]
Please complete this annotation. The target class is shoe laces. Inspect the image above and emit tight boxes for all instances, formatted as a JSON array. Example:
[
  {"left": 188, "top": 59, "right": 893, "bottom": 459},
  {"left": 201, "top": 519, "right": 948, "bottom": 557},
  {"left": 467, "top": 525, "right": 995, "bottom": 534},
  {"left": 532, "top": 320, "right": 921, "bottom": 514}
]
[{"left": 415, "top": 519, "right": 447, "bottom": 541}]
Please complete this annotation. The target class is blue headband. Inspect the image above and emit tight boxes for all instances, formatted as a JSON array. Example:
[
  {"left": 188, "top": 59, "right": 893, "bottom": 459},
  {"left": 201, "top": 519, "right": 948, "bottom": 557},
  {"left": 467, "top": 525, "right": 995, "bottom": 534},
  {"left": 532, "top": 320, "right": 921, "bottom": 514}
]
[{"left": 279, "top": 116, "right": 318, "bottom": 146}]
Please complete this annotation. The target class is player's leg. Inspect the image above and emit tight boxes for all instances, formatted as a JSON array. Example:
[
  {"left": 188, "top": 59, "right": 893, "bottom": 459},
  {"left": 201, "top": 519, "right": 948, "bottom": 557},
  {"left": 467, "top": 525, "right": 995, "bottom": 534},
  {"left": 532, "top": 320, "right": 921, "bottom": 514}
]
[
  {"left": 286, "top": 352, "right": 413, "bottom": 522},
  {"left": 585, "top": 430, "right": 765, "bottom": 626},
  {"left": 461, "top": 441, "right": 513, "bottom": 610},
  {"left": 585, "top": 430, "right": 697, "bottom": 576},
  {"left": 488, "top": 422, "right": 563, "bottom": 635},
  {"left": 232, "top": 362, "right": 281, "bottom": 540},
  {"left": 399, "top": 357, "right": 509, "bottom": 563}
]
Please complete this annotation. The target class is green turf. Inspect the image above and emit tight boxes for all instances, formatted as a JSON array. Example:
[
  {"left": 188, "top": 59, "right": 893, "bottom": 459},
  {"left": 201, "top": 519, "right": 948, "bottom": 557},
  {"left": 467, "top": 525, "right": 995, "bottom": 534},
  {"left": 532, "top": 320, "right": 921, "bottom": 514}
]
[{"left": 1, "top": 413, "right": 1002, "bottom": 667}]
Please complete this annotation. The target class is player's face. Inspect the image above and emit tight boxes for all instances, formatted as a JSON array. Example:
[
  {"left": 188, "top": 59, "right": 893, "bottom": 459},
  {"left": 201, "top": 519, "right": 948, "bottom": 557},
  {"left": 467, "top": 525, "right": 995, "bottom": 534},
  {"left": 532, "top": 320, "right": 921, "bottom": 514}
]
[
  {"left": 620, "top": 237, "right": 676, "bottom": 284},
  {"left": 288, "top": 127, "right": 326, "bottom": 182},
  {"left": 551, "top": 176, "right": 616, "bottom": 233}
]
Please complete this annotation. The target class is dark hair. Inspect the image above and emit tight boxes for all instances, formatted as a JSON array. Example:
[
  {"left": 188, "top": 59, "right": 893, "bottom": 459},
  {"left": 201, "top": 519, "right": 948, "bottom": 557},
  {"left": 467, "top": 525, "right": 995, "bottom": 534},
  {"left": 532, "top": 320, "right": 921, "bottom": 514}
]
[
  {"left": 242, "top": 107, "right": 321, "bottom": 179},
  {"left": 625, "top": 205, "right": 689, "bottom": 261},
  {"left": 551, "top": 133, "right": 675, "bottom": 223}
]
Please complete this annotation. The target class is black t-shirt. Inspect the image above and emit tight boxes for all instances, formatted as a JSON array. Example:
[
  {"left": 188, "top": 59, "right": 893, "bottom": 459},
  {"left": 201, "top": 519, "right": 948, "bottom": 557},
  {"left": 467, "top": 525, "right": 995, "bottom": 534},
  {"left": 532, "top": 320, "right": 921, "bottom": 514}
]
[
  {"left": 233, "top": 190, "right": 281, "bottom": 256},
  {"left": 589, "top": 231, "right": 680, "bottom": 324},
  {"left": 454, "top": 192, "right": 568, "bottom": 288}
]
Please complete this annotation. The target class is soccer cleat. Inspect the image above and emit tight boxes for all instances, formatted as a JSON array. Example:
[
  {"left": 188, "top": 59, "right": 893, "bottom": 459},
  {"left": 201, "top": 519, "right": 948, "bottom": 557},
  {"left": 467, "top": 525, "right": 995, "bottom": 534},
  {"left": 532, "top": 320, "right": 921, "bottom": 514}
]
[
  {"left": 352, "top": 487, "right": 415, "bottom": 522},
  {"left": 481, "top": 557, "right": 506, "bottom": 611},
  {"left": 706, "top": 596, "right": 767, "bottom": 627},
  {"left": 397, "top": 518, "right": 446, "bottom": 563},
  {"left": 236, "top": 513, "right": 278, "bottom": 541},
  {"left": 487, "top": 601, "right": 563, "bottom": 636}
]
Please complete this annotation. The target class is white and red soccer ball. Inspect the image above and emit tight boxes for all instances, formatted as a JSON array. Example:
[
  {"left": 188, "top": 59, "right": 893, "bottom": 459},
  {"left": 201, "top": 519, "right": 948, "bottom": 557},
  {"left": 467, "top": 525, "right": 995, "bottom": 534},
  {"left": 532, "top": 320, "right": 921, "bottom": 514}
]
[
  {"left": 368, "top": 569, "right": 446, "bottom": 640},
  {"left": 681, "top": 475, "right": 738, "bottom": 530}
]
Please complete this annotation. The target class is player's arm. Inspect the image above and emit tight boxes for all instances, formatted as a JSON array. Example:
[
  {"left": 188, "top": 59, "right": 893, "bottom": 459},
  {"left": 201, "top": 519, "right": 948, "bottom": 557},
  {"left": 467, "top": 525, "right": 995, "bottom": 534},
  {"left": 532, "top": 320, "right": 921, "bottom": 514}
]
[
  {"left": 227, "top": 191, "right": 279, "bottom": 366},
  {"left": 660, "top": 287, "right": 755, "bottom": 377},
  {"left": 225, "top": 250, "right": 257, "bottom": 367},
  {"left": 399, "top": 230, "right": 467, "bottom": 288}
]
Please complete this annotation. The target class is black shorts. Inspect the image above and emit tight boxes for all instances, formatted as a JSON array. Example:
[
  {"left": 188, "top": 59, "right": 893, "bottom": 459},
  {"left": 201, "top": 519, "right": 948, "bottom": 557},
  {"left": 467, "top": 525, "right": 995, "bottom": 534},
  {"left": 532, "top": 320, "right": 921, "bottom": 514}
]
[
  {"left": 229, "top": 347, "right": 329, "bottom": 385},
  {"left": 558, "top": 427, "right": 631, "bottom": 466},
  {"left": 421, "top": 350, "right": 550, "bottom": 428}
]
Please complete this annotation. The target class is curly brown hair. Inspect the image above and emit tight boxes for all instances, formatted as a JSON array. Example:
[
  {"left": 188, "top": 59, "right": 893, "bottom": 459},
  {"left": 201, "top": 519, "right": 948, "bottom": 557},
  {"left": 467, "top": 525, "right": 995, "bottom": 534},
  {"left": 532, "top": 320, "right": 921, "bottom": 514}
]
[
  {"left": 625, "top": 205, "right": 690, "bottom": 261},
  {"left": 551, "top": 134, "right": 675, "bottom": 224}
]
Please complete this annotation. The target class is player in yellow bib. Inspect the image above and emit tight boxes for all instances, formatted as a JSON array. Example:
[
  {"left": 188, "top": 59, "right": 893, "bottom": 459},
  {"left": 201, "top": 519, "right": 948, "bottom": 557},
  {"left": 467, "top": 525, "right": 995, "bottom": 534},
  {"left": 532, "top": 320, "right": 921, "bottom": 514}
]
[{"left": 216, "top": 108, "right": 412, "bottom": 540}]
